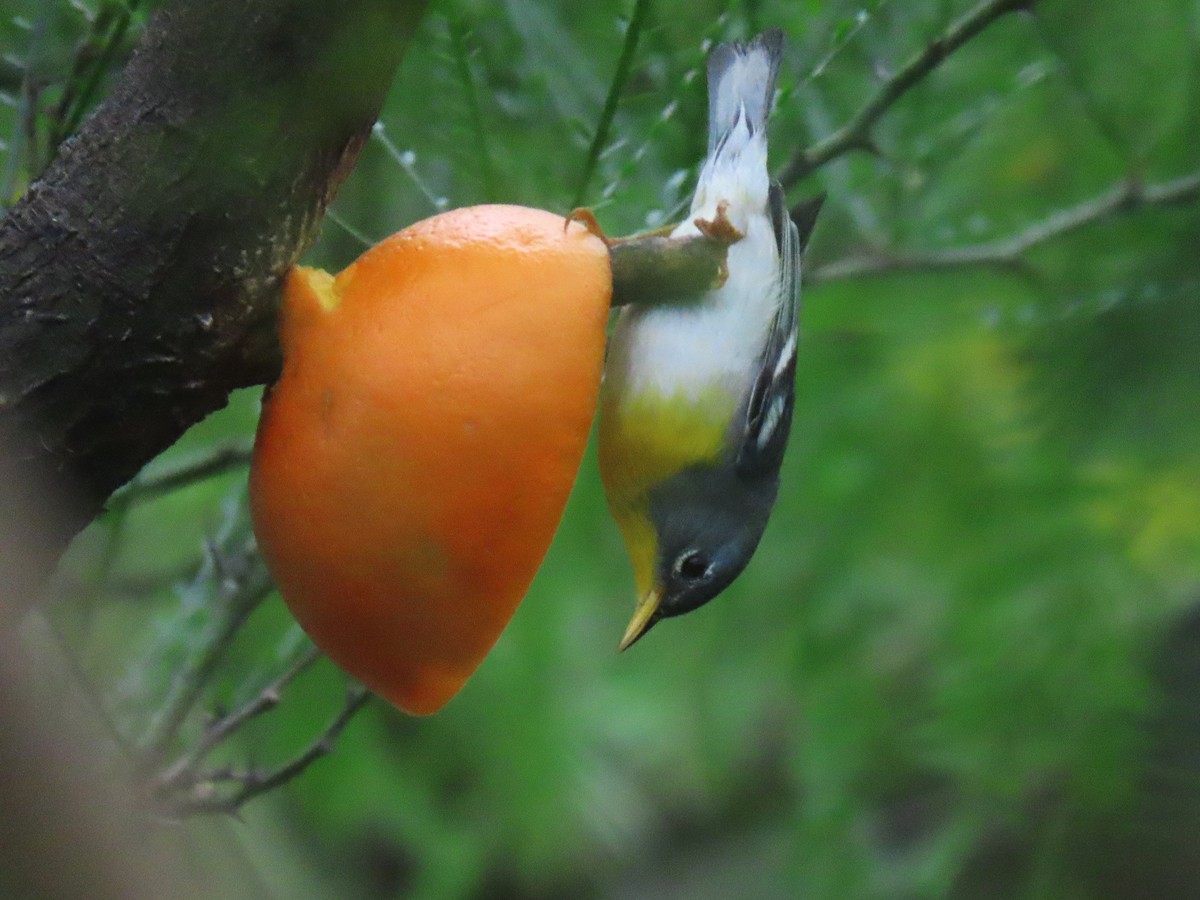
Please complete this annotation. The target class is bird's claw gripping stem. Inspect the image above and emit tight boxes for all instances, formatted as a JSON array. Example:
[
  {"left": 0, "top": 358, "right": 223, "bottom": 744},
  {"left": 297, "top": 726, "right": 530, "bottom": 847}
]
[
  {"left": 692, "top": 200, "right": 744, "bottom": 245},
  {"left": 604, "top": 202, "right": 746, "bottom": 310},
  {"left": 565, "top": 208, "right": 611, "bottom": 246}
]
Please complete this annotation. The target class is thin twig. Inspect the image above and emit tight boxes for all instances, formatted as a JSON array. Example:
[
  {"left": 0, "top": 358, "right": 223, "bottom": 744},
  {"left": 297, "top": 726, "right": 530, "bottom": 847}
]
[
  {"left": 174, "top": 685, "right": 371, "bottom": 816},
  {"left": 122, "top": 442, "right": 254, "bottom": 503},
  {"left": 155, "top": 645, "right": 323, "bottom": 791},
  {"left": 808, "top": 170, "right": 1200, "bottom": 282},
  {"left": 372, "top": 122, "right": 446, "bottom": 212},
  {"left": 780, "top": 0, "right": 1035, "bottom": 191},
  {"left": 1, "top": 15, "right": 46, "bottom": 206},
  {"left": 326, "top": 208, "right": 376, "bottom": 248},
  {"left": 448, "top": 17, "right": 498, "bottom": 203},
  {"left": 139, "top": 538, "right": 273, "bottom": 760},
  {"left": 572, "top": 0, "right": 651, "bottom": 209},
  {"left": 51, "top": 1, "right": 142, "bottom": 153}
]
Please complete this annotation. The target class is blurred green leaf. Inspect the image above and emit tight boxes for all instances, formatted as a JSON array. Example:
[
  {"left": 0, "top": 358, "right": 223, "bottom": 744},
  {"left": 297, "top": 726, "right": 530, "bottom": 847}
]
[{"left": 1035, "top": 0, "right": 1194, "bottom": 165}]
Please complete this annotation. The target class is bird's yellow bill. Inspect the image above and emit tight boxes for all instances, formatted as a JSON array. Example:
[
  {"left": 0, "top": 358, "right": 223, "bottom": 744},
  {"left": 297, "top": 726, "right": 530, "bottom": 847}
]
[{"left": 618, "top": 585, "right": 663, "bottom": 651}]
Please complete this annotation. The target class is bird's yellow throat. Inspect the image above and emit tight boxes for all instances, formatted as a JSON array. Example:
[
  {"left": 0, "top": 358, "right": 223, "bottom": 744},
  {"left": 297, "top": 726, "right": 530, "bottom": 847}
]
[
  {"left": 598, "top": 387, "right": 735, "bottom": 496},
  {"left": 597, "top": 385, "right": 737, "bottom": 592}
]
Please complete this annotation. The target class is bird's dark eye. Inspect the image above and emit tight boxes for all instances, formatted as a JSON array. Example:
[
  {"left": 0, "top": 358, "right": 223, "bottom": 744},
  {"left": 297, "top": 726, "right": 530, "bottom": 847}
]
[{"left": 675, "top": 551, "right": 710, "bottom": 581}]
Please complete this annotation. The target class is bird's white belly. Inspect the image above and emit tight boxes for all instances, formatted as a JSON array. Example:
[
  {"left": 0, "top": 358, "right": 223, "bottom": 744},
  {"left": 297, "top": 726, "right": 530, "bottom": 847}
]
[{"left": 608, "top": 214, "right": 780, "bottom": 403}]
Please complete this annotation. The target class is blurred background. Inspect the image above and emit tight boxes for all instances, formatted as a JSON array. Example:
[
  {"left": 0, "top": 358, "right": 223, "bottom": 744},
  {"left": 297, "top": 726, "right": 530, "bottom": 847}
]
[{"left": 3, "top": 0, "right": 1199, "bottom": 897}]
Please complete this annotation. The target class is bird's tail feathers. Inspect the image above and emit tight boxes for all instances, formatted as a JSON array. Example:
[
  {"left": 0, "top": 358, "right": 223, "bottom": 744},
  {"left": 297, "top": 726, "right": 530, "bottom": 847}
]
[{"left": 705, "top": 30, "right": 784, "bottom": 154}]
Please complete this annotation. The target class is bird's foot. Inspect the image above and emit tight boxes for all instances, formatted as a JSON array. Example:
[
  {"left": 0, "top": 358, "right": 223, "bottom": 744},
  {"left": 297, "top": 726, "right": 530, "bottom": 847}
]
[
  {"left": 693, "top": 201, "right": 744, "bottom": 244},
  {"left": 565, "top": 208, "right": 611, "bottom": 246}
]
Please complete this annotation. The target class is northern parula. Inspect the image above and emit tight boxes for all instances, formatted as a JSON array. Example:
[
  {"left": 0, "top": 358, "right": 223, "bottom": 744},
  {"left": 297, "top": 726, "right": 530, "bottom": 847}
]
[{"left": 598, "top": 30, "right": 818, "bottom": 650}]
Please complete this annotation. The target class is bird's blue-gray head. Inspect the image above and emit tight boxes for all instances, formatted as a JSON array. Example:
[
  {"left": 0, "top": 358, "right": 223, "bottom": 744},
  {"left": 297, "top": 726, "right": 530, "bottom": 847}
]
[{"left": 618, "top": 458, "right": 780, "bottom": 649}]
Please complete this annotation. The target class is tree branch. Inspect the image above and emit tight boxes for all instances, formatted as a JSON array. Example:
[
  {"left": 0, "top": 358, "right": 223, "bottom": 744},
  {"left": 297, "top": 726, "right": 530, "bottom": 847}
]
[
  {"left": 123, "top": 441, "right": 254, "bottom": 503},
  {"left": 780, "top": 0, "right": 1035, "bottom": 191},
  {"left": 0, "top": 0, "right": 430, "bottom": 610},
  {"left": 808, "top": 170, "right": 1200, "bottom": 282},
  {"left": 572, "top": 0, "right": 652, "bottom": 208},
  {"left": 139, "top": 531, "right": 274, "bottom": 761},
  {"left": 169, "top": 684, "right": 371, "bottom": 817},
  {"left": 154, "top": 644, "right": 322, "bottom": 792}
]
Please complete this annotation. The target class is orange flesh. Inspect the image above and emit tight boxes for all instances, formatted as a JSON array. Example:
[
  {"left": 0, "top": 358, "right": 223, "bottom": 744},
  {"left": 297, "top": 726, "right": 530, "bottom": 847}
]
[{"left": 250, "top": 206, "right": 612, "bottom": 714}]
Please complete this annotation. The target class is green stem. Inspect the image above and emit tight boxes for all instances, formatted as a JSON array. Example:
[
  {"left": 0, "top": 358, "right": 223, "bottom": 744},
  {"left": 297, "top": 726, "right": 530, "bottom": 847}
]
[
  {"left": 609, "top": 230, "right": 732, "bottom": 308},
  {"left": 449, "top": 18, "right": 498, "bottom": 203},
  {"left": 120, "top": 441, "right": 254, "bottom": 503},
  {"left": 51, "top": 2, "right": 137, "bottom": 153},
  {"left": 572, "top": 0, "right": 652, "bottom": 208}
]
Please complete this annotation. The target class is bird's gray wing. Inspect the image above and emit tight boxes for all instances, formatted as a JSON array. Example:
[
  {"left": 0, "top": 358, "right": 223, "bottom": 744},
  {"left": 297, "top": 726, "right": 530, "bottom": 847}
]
[{"left": 736, "top": 180, "right": 804, "bottom": 478}]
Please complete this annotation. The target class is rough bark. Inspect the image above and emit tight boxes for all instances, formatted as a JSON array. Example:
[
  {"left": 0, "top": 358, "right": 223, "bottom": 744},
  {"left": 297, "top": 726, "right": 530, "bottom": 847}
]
[{"left": 0, "top": 0, "right": 429, "bottom": 606}]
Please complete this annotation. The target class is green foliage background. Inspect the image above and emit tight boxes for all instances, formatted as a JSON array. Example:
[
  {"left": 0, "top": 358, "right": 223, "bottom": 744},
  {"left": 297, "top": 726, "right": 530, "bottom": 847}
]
[{"left": 4, "top": 0, "right": 1200, "bottom": 897}]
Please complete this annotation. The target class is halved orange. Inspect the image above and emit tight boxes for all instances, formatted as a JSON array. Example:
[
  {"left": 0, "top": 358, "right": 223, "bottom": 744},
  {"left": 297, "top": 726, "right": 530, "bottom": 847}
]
[{"left": 250, "top": 206, "right": 611, "bottom": 714}]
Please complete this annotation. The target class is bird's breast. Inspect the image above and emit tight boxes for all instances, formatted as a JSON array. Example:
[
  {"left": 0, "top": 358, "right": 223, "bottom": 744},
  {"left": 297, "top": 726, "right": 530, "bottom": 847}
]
[
  {"left": 599, "top": 187, "right": 782, "bottom": 506},
  {"left": 607, "top": 211, "right": 779, "bottom": 402}
]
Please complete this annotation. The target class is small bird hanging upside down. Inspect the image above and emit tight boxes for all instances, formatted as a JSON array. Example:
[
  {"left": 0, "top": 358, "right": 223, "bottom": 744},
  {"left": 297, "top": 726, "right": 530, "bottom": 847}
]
[{"left": 598, "top": 30, "right": 822, "bottom": 649}]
